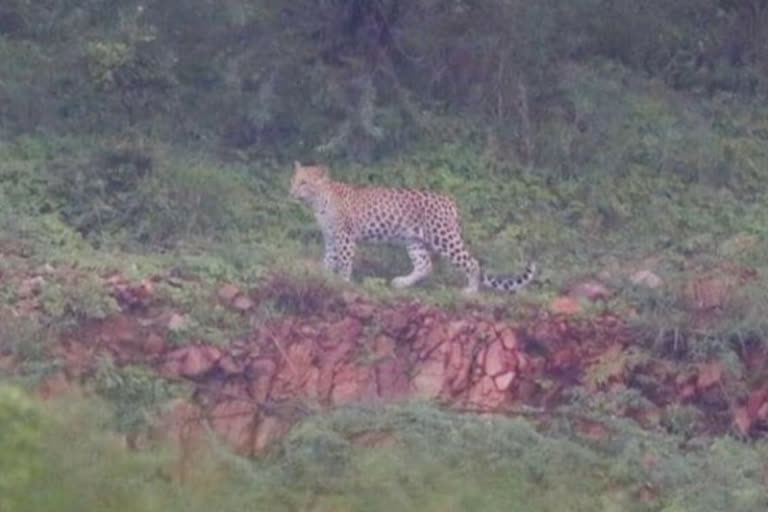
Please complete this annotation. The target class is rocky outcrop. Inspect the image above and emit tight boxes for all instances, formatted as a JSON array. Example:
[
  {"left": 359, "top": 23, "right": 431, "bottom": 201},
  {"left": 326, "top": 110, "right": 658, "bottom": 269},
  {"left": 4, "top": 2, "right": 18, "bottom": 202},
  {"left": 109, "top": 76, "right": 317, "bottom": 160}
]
[
  {"left": 36, "top": 274, "right": 629, "bottom": 455},
  {"left": 23, "top": 269, "right": 767, "bottom": 455}
]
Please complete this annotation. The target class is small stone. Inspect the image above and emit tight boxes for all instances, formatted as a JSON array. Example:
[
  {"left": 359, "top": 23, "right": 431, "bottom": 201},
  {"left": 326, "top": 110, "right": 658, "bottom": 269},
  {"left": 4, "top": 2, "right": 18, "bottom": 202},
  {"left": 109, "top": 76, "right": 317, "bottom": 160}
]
[
  {"left": 567, "top": 280, "right": 610, "bottom": 301},
  {"left": 232, "top": 294, "right": 255, "bottom": 312},
  {"left": 630, "top": 270, "right": 663, "bottom": 289},
  {"left": 493, "top": 371, "right": 516, "bottom": 391},
  {"left": 167, "top": 313, "right": 189, "bottom": 332},
  {"left": 550, "top": 296, "right": 582, "bottom": 315}
]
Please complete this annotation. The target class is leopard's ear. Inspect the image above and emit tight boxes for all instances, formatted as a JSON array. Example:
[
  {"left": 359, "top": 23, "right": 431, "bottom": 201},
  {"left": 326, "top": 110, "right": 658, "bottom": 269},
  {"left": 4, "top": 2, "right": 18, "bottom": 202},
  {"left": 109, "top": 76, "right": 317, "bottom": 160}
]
[{"left": 293, "top": 160, "right": 302, "bottom": 170}]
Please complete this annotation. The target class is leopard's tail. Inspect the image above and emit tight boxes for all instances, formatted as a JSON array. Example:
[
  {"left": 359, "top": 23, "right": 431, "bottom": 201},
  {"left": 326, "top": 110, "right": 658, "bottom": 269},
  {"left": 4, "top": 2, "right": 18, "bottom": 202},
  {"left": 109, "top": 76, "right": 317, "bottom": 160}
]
[{"left": 482, "top": 262, "right": 536, "bottom": 293}]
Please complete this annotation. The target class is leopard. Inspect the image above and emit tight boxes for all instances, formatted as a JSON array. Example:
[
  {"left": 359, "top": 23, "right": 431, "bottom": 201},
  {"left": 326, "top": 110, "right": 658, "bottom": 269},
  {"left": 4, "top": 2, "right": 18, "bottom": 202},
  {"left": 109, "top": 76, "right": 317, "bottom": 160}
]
[{"left": 289, "top": 161, "right": 536, "bottom": 294}]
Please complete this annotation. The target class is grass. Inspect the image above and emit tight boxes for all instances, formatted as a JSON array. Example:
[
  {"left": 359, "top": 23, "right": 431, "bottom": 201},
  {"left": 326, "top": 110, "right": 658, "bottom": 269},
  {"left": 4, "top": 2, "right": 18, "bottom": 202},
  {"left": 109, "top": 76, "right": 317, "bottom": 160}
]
[
  {"left": 1, "top": 387, "right": 766, "bottom": 512},
  {"left": 2, "top": 55, "right": 768, "bottom": 512}
]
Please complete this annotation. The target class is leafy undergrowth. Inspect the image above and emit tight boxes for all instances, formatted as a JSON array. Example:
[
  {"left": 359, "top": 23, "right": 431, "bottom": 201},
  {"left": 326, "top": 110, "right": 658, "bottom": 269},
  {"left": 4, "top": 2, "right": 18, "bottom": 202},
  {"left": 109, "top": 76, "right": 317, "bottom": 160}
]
[
  {"left": 2, "top": 385, "right": 767, "bottom": 512},
  {"left": 3, "top": 5, "right": 768, "bottom": 508},
  {"left": 1, "top": 60, "right": 768, "bottom": 512}
]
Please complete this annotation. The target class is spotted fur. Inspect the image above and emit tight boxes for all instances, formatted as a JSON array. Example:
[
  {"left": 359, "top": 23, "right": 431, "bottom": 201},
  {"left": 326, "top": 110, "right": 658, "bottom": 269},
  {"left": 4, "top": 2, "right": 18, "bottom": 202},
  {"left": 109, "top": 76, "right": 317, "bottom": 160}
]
[{"left": 290, "top": 161, "right": 536, "bottom": 294}]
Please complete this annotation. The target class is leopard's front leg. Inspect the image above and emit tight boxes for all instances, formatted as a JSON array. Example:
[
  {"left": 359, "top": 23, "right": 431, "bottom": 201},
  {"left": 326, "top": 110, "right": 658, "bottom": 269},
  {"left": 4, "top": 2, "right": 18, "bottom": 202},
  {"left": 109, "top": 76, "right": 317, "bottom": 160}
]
[
  {"left": 323, "top": 236, "right": 340, "bottom": 273},
  {"left": 323, "top": 233, "right": 357, "bottom": 281}
]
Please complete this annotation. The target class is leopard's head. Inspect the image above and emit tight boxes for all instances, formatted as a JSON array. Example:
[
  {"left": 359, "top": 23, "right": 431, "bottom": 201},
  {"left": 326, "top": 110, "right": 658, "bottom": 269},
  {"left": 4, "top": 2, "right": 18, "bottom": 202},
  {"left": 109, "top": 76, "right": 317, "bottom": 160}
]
[{"left": 290, "top": 161, "right": 330, "bottom": 202}]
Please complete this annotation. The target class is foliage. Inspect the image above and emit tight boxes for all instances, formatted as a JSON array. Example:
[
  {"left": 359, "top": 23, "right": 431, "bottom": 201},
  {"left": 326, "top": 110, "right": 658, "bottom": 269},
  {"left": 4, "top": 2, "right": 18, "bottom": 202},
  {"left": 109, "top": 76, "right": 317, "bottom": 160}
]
[
  {"left": 38, "top": 272, "right": 119, "bottom": 327},
  {"left": 0, "top": 385, "right": 47, "bottom": 512},
  {"left": 156, "top": 279, "right": 251, "bottom": 344},
  {"left": 1, "top": 388, "right": 767, "bottom": 512},
  {"left": 0, "top": 314, "right": 58, "bottom": 385},
  {"left": 3, "top": 0, "right": 768, "bottom": 160},
  {"left": 91, "top": 359, "right": 183, "bottom": 433}
]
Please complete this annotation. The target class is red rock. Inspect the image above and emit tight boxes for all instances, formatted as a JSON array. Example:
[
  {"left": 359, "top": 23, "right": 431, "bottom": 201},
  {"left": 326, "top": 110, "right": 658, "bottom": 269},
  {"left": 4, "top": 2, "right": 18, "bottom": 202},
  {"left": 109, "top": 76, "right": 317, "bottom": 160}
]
[
  {"left": 373, "top": 335, "right": 396, "bottom": 357},
  {"left": 380, "top": 308, "right": 410, "bottom": 334},
  {"left": 445, "top": 335, "right": 476, "bottom": 393},
  {"left": 232, "top": 294, "right": 255, "bottom": 312},
  {"left": 348, "top": 302, "right": 375, "bottom": 320},
  {"left": 221, "top": 380, "right": 250, "bottom": 399},
  {"left": 331, "top": 366, "right": 371, "bottom": 405},
  {"left": 164, "top": 345, "right": 221, "bottom": 378},
  {"left": 210, "top": 399, "right": 257, "bottom": 454},
  {"left": 631, "top": 270, "right": 663, "bottom": 289},
  {"left": 412, "top": 358, "right": 447, "bottom": 399},
  {"left": 104, "top": 315, "right": 139, "bottom": 344},
  {"left": 679, "top": 384, "right": 697, "bottom": 400},
  {"left": 302, "top": 366, "right": 321, "bottom": 400},
  {"left": 155, "top": 399, "right": 205, "bottom": 450},
  {"left": 317, "top": 341, "right": 356, "bottom": 401},
  {"left": 270, "top": 342, "right": 316, "bottom": 400},
  {"left": 476, "top": 321, "right": 493, "bottom": 339},
  {"left": 467, "top": 375, "right": 506, "bottom": 409},
  {"left": 248, "top": 359, "right": 276, "bottom": 401},
  {"left": 483, "top": 340, "right": 507, "bottom": 377},
  {"left": 375, "top": 359, "right": 410, "bottom": 400},
  {"left": 249, "top": 357, "right": 277, "bottom": 375},
  {"left": 499, "top": 328, "right": 519, "bottom": 351},
  {"left": 746, "top": 387, "right": 768, "bottom": 418},
  {"left": 446, "top": 339, "right": 464, "bottom": 372},
  {"left": 253, "top": 416, "right": 288, "bottom": 454},
  {"left": 114, "top": 279, "right": 154, "bottom": 308},
  {"left": 137, "top": 279, "right": 155, "bottom": 297},
  {"left": 285, "top": 341, "right": 314, "bottom": 371},
  {"left": 326, "top": 318, "right": 363, "bottom": 347},
  {"left": 218, "top": 354, "right": 244, "bottom": 375},
  {"left": 696, "top": 362, "right": 723, "bottom": 389},
  {"left": 493, "top": 371, "right": 517, "bottom": 391},
  {"left": 417, "top": 324, "right": 449, "bottom": 357},
  {"left": 446, "top": 320, "right": 468, "bottom": 340},
  {"left": 551, "top": 347, "right": 577, "bottom": 369},
  {"left": 733, "top": 407, "right": 752, "bottom": 436},
  {"left": 550, "top": 296, "right": 582, "bottom": 315},
  {"left": 144, "top": 332, "right": 166, "bottom": 355},
  {"left": 516, "top": 353, "right": 529, "bottom": 373},
  {"left": 516, "top": 379, "right": 539, "bottom": 402}
]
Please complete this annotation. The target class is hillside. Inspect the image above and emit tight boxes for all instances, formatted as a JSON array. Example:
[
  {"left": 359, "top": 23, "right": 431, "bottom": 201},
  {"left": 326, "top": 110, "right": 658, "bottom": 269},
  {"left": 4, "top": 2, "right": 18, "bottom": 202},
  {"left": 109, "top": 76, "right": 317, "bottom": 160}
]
[{"left": 2, "top": 1, "right": 768, "bottom": 510}]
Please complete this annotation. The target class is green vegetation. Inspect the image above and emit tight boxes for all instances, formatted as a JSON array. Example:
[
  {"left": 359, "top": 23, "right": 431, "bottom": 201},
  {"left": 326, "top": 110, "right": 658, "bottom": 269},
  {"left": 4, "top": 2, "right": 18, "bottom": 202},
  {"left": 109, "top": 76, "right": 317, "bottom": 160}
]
[{"left": 1, "top": 386, "right": 766, "bottom": 512}]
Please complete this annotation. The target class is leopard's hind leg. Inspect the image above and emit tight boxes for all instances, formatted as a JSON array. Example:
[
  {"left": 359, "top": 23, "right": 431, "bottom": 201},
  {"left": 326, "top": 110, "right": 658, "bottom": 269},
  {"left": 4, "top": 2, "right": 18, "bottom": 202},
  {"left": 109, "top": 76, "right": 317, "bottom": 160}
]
[{"left": 391, "top": 240, "right": 433, "bottom": 288}]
